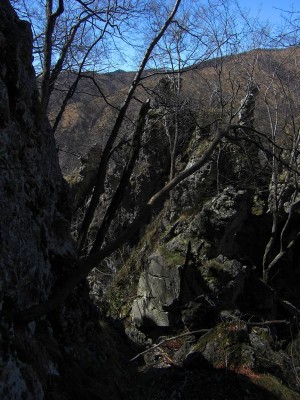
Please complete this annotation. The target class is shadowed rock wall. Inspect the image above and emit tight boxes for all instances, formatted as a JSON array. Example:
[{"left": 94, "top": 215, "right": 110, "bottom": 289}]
[
  {"left": 0, "top": 0, "right": 73, "bottom": 313},
  {"left": 0, "top": 2, "right": 74, "bottom": 397}
]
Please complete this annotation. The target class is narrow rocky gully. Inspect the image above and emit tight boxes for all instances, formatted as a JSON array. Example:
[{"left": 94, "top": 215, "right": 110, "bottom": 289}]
[{"left": 1, "top": 0, "right": 300, "bottom": 399}]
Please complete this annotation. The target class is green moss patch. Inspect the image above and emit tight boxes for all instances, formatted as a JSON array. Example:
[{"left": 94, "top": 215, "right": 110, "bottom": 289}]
[
  {"left": 157, "top": 245, "right": 186, "bottom": 266},
  {"left": 192, "top": 322, "right": 253, "bottom": 369}
]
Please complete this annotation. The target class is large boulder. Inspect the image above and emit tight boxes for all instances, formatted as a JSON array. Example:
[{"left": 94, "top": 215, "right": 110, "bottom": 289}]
[
  {"left": 132, "top": 252, "right": 182, "bottom": 328},
  {"left": 131, "top": 246, "right": 207, "bottom": 329}
]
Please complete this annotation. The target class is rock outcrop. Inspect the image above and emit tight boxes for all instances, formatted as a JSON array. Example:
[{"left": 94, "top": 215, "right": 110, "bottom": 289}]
[
  {"left": 132, "top": 252, "right": 183, "bottom": 328},
  {"left": 0, "top": 2, "right": 84, "bottom": 397},
  {"left": 0, "top": 0, "right": 73, "bottom": 315},
  {"left": 0, "top": 3, "right": 138, "bottom": 399},
  {"left": 101, "top": 71, "right": 300, "bottom": 398}
]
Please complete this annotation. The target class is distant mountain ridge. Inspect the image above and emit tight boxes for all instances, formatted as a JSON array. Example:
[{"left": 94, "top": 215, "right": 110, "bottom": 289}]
[{"left": 53, "top": 46, "right": 300, "bottom": 175}]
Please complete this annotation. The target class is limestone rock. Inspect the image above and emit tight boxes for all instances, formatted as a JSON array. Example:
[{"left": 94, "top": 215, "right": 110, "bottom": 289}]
[
  {"left": 131, "top": 252, "right": 182, "bottom": 327},
  {"left": 65, "top": 143, "right": 102, "bottom": 210}
]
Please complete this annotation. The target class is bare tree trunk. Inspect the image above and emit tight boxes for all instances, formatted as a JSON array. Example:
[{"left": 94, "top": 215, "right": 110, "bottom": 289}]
[
  {"left": 170, "top": 104, "right": 179, "bottom": 180},
  {"left": 40, "top": 0, "right": 64, "bottom": 115},
  {"left": 52, "top": 24, "right": 109, "bottom": 133},
  {"left": 90, "top": 100, "right": 150, "bottom": 254},
  {"left": 77, "top": 0, "right": 182, "bottom": 253}
]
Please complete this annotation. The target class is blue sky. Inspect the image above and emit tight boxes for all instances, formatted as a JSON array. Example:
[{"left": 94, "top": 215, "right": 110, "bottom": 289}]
[
  {"left": 239, "top": 0, "right": 297, "bottom": 24},
  {"left": 14, "top": 0, "right": 299, "bottom": 72}
]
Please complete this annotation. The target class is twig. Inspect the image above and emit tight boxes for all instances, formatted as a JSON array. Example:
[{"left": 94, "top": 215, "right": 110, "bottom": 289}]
[
  {"left": 244, "top": 319, "right": 290, "bottom": 326},
  {"left": 129, "top": 329, "right": 209, "bottom": 362}
]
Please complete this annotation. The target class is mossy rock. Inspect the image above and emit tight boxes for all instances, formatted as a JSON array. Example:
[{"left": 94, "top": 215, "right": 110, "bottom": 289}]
[
  {"left": 104, "top": 212, "right": 164, "bottom": 319},
  {"left": 191, "top": 322, "right": 252, "bottom": 368},
  {"left": 190, "top": 322, "right": 300, "bottom": 399},
  {"left": 199, "top": 256, "right": 248, "bottom": 304},
  {"left": 104, "top": 248, "right": 143, "bottom": 319},
  {"left": 251, "top": 374, "right": 300, "bottom": 400},
  {"left": 157, "top": 245, "right": 186, "bottom": 266}
]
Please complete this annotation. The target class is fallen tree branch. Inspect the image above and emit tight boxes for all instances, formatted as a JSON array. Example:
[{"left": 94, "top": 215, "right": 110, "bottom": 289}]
[
  {"left": 129, "top": 329, "right": 209, "bottom": 362},
  {"left": 129, "top": 318, "right": 290, "bottom": 363},
  {"left": 243, "top": 319, "right": 290, "bottom": 326},
  {"left": 154, "top": 321, "right": 288, "bottom": 365}
]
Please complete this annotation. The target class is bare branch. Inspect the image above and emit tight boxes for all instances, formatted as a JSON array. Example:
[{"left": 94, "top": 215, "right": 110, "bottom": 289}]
[
  {"left": 40, "top": 0, "right": 65, "bottom": 114},
  {"left": 77, "top": 0, "right": 183, "bottom": 252},
  {"left": 90, "top": 100, "right": 150, "bottom": 254}
]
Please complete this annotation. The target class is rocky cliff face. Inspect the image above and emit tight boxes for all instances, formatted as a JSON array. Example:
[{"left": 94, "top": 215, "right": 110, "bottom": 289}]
[
  {"left": 101, "top": 78, "right": 300, "bottom": 399},
  {"left": 0, "top": 2, "right": 79, "bottom": 397},
  {"left": 0, "top": 0, "right": 73, "bottom": 316},
  {"left": 0, "top": 3, "right": 138, "bottom": 399},
  {"left": 56, "top": 80, "right": 300, "bottom": 400},
  {"left": 62, "top": 62, "right": 300, "bottom": 398},
  {"left": 105, "top": 131, "right": 300, "bottom": 398}
]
